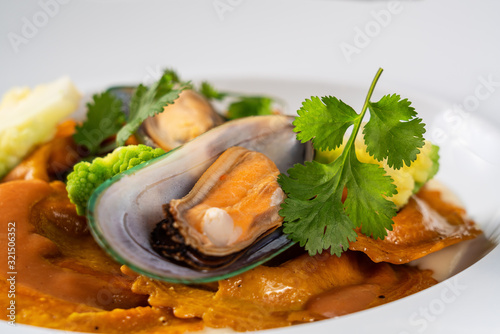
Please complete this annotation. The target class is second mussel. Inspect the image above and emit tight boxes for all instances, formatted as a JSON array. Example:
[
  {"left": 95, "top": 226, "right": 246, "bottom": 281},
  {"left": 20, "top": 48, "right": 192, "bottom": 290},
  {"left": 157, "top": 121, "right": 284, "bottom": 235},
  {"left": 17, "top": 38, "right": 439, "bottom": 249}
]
[
  {"left": 88, "top": 115, "right": 312, "bottom": 283},
  {"left": 108, "top": 86, "right": 223, "bottom": 151}
]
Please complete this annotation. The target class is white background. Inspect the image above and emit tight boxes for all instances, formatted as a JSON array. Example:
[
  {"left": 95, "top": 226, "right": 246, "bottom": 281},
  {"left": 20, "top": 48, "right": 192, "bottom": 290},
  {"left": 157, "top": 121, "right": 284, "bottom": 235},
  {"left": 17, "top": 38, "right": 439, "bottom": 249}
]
[{"left": 1, "top": 0, "right": 499, "bottom": 123}]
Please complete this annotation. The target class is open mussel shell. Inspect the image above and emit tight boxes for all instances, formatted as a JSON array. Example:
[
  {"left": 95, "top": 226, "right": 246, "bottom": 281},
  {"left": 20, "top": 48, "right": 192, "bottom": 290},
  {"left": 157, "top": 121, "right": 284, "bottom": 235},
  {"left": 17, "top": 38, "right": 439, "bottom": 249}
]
[{"left": 87, "top": 115, "right": 312, "bottom": 284}]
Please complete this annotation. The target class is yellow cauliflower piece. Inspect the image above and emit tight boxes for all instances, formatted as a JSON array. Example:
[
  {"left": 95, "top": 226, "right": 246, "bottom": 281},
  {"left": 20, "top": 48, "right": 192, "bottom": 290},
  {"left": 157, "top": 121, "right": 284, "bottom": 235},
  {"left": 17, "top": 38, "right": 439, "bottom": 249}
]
[
  {"left": 0, "top": 77, "right": 81, "bottom": 178},
  {"left": 316, "top": 134, "right": 439, "bottom": 209}
]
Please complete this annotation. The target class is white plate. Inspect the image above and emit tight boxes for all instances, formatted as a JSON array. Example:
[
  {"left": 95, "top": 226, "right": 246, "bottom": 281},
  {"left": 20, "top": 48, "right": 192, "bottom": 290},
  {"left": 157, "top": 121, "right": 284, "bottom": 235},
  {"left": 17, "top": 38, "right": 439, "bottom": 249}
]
[{"left": 1, "top": 1, "right": 499, "bottom": 333}]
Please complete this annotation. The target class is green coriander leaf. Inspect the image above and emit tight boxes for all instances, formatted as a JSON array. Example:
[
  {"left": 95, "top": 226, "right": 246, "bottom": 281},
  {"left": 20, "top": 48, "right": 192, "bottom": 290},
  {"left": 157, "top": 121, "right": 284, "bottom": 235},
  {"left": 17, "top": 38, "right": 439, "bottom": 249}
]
[
  {"left": 364, "top": 94, "right": 426, "bottom": 169},
  {"left": 198, "top": 81, "right": 278, "bottom": 119},
  {"left": 115, "top": 72, "right": 190, "bottom": 146},
  {"left": 162, "top": 69, "right": 181, "bottom": 84},
  {"left": 154, "top": 69, "right": 182, "bottom": 97},
  {"left": 227, "top": 96, "right": 273, "bottom": 120},
  {"left": 129, "top": 84, "right": 148, "bottom": 121},
  {"left": 278, "top": 160, "right": 358, "bottom": 256},
  {"left": 279, "top": 68, "right": 427, "bottom": 257},
  {"left": 200, "top": 81, "right": 227, "bottom": 101},
  {"left": 279, "top": 160, "right": 337, "bottom": 201},
  {"left": 294, "top": 96, "right": 359, "bottom": 151},
  {"left": 73, "top": 92, "right": 125, "bottom": 155},
  {"left": 343, "top": 149, "right": 397, "bottom": 239}
]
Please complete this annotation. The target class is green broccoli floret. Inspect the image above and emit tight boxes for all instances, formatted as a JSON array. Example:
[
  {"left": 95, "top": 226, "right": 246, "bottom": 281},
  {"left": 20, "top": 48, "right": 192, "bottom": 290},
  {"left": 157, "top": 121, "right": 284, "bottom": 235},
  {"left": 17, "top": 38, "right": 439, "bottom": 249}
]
[
  {"left": 413, "top": 144, "right": 440, "bottom": 194},
  {"left": 67, "top": 145, "right": 165, "bottom": 215}
]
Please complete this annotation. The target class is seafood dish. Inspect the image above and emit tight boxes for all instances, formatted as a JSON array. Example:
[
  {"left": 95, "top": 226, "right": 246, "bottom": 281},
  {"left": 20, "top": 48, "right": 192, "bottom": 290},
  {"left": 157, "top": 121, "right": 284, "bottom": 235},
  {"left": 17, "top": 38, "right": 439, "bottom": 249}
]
[{"left": 0, "top": 69, "right": 484, "bottom": 333}]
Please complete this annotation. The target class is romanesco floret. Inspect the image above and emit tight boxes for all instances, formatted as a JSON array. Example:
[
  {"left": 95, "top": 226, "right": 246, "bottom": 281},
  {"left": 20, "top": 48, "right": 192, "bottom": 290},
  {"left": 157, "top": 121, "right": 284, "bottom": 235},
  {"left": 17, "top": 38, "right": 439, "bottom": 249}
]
[
  {"left": 315, "top": 136, "right": 439, "bottom": 209},
  {"left": 67, "top": 145, "right": 165, "bottom": 215}
]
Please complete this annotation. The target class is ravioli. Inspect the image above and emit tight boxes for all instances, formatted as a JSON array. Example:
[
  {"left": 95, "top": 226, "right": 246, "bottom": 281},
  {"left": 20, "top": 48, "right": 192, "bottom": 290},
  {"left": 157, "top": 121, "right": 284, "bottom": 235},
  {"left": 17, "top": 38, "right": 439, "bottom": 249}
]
[
  {"left": 131, "top": 251, "right": 437, "bottom": 331},
  {"left": 349, "top": 185, "right": 481, "bottom": 264}
]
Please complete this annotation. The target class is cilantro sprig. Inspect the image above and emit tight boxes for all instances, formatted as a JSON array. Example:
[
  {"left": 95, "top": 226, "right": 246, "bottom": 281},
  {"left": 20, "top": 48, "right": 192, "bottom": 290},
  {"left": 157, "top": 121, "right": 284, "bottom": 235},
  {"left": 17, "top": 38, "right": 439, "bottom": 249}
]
[
  {"left": 116, "top": 71, "right": 190, "bottom": 146},
  {"left": 199, "top": 81, "right": 228, "bottom": 101},
  {"left": 278, "top": 68, "right": 426, "bottom": 256},
  {"left": 74, "top": 70, "right": 190, "bottom": 154},
  {"left": 199, "top": 81, "right": 274, "bottom": 120},
  {"left": 73, "top": 92, "right": 126, "bottom": 155}
]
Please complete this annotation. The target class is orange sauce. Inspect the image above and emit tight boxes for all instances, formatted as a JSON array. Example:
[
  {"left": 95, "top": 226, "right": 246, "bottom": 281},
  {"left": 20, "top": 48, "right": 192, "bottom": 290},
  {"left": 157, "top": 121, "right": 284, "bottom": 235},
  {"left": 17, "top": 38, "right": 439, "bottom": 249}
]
[{"left": 0, "top": 180, "right": 146, "bottom": 310}]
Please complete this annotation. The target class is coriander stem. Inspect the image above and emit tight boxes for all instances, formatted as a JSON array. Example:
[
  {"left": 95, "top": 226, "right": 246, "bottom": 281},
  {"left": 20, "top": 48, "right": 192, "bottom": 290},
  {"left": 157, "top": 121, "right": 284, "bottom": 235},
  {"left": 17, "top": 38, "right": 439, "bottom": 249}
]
[{"left": 341, "top": 68, "right": 383, "bottom": 163}]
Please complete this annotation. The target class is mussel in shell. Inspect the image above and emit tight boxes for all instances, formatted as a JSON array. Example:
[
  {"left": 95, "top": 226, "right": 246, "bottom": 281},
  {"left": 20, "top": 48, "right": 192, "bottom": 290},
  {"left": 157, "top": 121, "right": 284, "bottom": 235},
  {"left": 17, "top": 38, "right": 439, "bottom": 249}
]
[
  {"left": 107, "top": 87, "right": 223, "bottom": 151},
  {"left": 151, "top": 146, "right": 286, "bottom": 269},
  {"left": 88, "top": 115, "right": 313, "bottom": 283},
  {"left": 142, "top": 90, "right": 224, "bottom": 151}
]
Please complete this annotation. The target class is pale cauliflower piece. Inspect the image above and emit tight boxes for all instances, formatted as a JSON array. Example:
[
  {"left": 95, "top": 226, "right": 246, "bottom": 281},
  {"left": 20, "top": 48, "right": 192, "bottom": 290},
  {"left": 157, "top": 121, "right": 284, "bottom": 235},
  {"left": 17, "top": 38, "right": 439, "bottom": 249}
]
[
  {"left": 316, "top": 134, "right": 439, "bottom": 209},
  {"left": 0, "top": 77, "right": 81, "bottom": 178}
]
